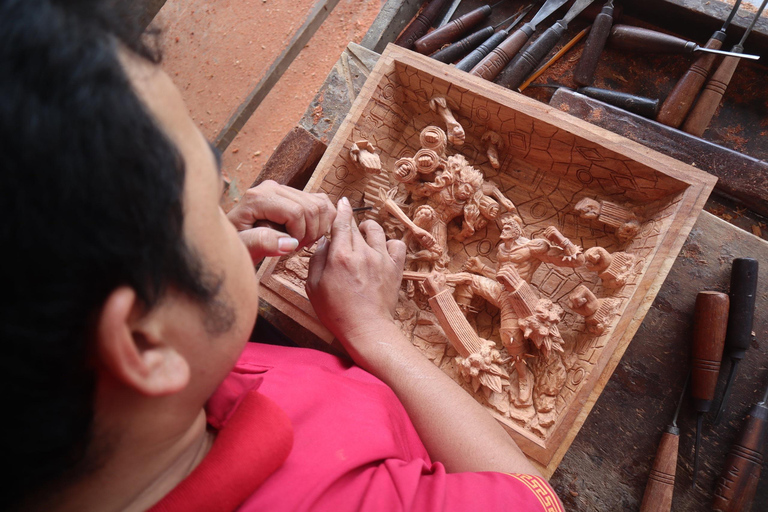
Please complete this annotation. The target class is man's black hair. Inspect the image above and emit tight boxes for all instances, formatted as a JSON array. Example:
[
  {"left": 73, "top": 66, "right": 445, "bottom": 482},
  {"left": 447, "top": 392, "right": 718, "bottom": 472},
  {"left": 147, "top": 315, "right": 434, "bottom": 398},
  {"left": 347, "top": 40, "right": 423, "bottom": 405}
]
[{"left": 0, "top": 0, "right": 218, "bottom": 504}]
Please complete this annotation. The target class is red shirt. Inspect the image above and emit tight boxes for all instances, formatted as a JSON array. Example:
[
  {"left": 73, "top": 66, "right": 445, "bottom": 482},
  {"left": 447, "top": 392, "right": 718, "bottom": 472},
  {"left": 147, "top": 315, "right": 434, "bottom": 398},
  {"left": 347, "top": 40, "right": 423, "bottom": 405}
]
[{"left": 150, "top": 343, "right": 564, "bottom": 512}]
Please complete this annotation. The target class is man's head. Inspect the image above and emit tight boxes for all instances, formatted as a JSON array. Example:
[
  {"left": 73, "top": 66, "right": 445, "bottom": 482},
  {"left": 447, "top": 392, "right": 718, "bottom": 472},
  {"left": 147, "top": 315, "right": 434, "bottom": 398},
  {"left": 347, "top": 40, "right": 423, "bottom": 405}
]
[
  {"left": 499, "top": 213, "right": 523, "bottom": 241},
  {"left": 1, "top": 0, "right": 257, "bottom": 505}
]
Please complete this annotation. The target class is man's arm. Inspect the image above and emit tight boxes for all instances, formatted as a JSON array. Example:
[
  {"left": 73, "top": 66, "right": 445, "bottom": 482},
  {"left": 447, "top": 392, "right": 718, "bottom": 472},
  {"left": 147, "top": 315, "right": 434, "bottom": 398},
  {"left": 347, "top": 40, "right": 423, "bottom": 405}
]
[{"left": 306, "top": 198, "right": 540, "bottom": 477}]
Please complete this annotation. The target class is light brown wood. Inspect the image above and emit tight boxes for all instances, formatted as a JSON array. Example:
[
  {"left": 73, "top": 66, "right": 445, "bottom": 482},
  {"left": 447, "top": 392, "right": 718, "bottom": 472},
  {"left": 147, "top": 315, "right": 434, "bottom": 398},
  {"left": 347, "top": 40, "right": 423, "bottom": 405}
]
[{"left": 256, "top": 44, "right": 717, "bottom": 476}]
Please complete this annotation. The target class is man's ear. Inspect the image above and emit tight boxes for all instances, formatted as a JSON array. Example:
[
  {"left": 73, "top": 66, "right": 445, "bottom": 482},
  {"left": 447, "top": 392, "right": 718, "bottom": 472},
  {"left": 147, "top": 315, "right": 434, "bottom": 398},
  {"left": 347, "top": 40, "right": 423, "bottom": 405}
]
[{"left": 95, "top": 286, "right": 190, "bottom": 396}]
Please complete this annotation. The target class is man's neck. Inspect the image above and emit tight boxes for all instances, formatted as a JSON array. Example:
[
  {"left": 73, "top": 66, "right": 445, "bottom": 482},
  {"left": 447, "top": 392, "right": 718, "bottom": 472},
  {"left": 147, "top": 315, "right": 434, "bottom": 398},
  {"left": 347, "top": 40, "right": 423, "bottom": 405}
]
[{"left": 48, "top": 408, "right": 214, "bottom": 512}]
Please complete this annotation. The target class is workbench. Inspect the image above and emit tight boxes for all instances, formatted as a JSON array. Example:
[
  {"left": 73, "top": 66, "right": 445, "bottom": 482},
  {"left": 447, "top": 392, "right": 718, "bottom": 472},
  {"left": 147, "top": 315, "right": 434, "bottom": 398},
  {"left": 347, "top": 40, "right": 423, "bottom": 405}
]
[{"left": 148, "top": 0, "right": 768, "bottom": 509}]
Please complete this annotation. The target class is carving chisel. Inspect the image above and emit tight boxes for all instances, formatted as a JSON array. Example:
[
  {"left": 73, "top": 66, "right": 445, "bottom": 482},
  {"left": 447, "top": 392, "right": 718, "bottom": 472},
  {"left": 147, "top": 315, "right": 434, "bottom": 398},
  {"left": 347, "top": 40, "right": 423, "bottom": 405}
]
[
  {"left": 516, "top": 26, "right": 591, "bottom": 91},
  {"left": 639, "top": 376, "right": 688, "bottom": 512},
  {"left": 526, "top": 84, "right": 659, "bottom": 118},
  {"left": 395, "top": 0, "right": 452, "bottom": 50},
  {"left": 715, "top": 258, "right": 759, "bottom": 424},
  {"left": 431, "top": 12, "right": 522, "bottom": 64},
  {"left": 501, "top": 0, "right": 597, "bottom": 90},
  {"left": 414, "top": 0, "right": 506, "bottom": 55},
  {"left": 683, "top": 0, "right": 768, "bottom": 137},
  {"left": 608, "top": 25, "right": 760, "bottom": 60},
  {"left": 712, "top": 379, "right": 768, "bottom": 512},
  {"left": 690, "top": 291, "right": 729, "bottom": 487},
  {"left": 469, "top": 0, "right": 570, "bottom": 80},
  {"left": 455, "top": 3, "right": 534, "bottom": 71},
  {"left": 656, "top": 0, "right": 743, "bottom": 128},
  {"left": 435, "top": 0, "right": 463, "bottom": 27},
  {"left": 573, "top": 0, "right": 615, "bottom": 86}
]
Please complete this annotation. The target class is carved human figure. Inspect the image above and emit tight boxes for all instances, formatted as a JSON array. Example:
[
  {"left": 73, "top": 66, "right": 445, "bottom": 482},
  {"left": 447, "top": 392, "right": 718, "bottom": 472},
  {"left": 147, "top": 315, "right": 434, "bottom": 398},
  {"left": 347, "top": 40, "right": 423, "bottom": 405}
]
[
  {"left": 429, "top": 96, "right": 465, "bottom": 146},
  {"left": 421, "top": 272, "right": 510, "bottom": 398},
  {"left": 464, "top": 214, "right": 584, "bottom": 283},
  {"left": 567, "top": 285, "right": 620, "bottom": 335},
  {"left": 481, "top": 131, "right": 504, "bottom": 169},
  {"left": 574, "top": 197, "right": 641, "bottom": 243},
  {"left": 349, "top": 140, "right": 381, "bottom": 174},
  {"left": 583, "top": 247, "right": 639, "bottom": 289},
  {"left": 382, "top": 154, "right": 508, "bottom": 255}
]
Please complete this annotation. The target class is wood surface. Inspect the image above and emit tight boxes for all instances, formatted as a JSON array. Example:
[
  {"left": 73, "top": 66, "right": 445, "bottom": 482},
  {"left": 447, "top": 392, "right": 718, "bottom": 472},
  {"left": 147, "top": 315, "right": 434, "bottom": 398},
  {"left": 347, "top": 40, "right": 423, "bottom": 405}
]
[
  {"left": 213, "top": 0, "right": 343, "bottom": 151},
  {"left": 256, "top": 44, "right": 716, "bottom": 475}
]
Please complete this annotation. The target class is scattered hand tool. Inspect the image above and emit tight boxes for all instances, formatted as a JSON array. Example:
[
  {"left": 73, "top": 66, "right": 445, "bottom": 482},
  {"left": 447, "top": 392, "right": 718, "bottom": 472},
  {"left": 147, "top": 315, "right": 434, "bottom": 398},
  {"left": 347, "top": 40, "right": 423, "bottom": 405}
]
[
  {"left": 414, "top": 0, "right": 506, "bottom": 55},
  {"left": 712, "top": 379, "right": 768, "bottom": 512},
  {"left": 516, "top": 26, "right": 591, "bottom": 91},
  {"left": 573, "top": 0, "right": 615, "bottom": 86},
  {"left": 469, "top": 0, "right": 570, "bottom": 80},
  {"left": 526, "top": 84, "right": 659, "bottom": 118},
  {"left": 455, "top": 3, "right": 534, "bottom": 71},
  {"left": 639, "top": 376, "right": 688, "bottom": 512},
  {"left": 395, "top": 0, "right": 452, "bottom": 50},
  {"left": 715, "top": 258, "right": 759, "bottom": 424},
  {"left": 608, "top": 25, "right": 760, "bottom": 60},
  {"left": 431, "top": 12, "right": 521, "bottom": 64},
  {"left": 502, "top": 0, "right": 598, "bottom": 90},
  {"left": 683, "top": 0, "right": 768, "bottom": 137},
  {"left": 436, "top": 0, "right": 463, "bottom": 27},
  {"left": 690, "top": 290, "right": 730, "bottom": 487},
  {"left": 656, "top": 0, "right": 743, "bottom": 128}
]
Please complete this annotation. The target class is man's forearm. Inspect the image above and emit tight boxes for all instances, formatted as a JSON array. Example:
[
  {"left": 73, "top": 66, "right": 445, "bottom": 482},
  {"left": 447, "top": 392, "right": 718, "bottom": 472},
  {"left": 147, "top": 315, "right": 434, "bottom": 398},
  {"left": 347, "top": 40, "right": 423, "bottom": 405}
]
[{"left": 349, "top": 322, "right": 541, "bottom": 477}]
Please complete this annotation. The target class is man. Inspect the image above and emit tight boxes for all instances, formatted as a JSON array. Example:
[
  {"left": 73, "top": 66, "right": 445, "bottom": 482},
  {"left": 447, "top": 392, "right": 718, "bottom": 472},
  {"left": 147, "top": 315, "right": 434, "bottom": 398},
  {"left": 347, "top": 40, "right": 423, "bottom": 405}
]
[{"left": 1, "top": 1, "right": 564, "bottom": 510}]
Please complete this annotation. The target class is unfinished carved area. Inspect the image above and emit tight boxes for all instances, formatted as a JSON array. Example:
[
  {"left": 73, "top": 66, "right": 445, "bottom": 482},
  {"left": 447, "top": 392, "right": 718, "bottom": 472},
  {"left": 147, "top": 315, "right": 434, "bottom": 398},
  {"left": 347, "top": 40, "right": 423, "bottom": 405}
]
[{"left": 257, "top": 46, "right": 716, "bottom": 476}]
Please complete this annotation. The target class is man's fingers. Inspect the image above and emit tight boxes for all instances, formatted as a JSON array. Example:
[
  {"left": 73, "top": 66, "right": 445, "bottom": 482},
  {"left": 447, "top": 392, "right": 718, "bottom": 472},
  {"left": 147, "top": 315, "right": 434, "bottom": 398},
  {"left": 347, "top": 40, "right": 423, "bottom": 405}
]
[
  {"left": 359, "top": 220, "right": 387, "bottom": 253},
  {"left": 306, "top": 236, "right": 329, "bottom": 294},
  {"left": 238, "top": 227, "right": 299, "bottom": 263},
  {"left": 330, "top": 197, "right": 354, "bottom": 249},
  {"left": 386, "top": 239, "right": 407, "bottom": 272}
]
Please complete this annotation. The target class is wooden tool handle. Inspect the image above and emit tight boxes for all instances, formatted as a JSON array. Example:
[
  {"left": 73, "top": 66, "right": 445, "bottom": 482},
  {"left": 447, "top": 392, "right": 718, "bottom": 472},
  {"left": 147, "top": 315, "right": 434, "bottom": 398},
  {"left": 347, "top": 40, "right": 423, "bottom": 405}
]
[
  {"left": 691, "top": 291, "right": 729, "bottom": 410},
  {"left": 725, "top": 258, "right": 759, "bottom": 358},
  {"left": 395, "top": 0, "right": 451, "bottom": 50},
  {"left": 573, "top": 4, "right": 615, "bottom": 86},
  {"left": 431, "top": 26, "right": 494, "bottom": 63},
  {"left": 609, "top": 25, "right": 696, "bottom": 54},
  {"left": 577, "top": 87, "right": 659, "bottom": 119},
  {"left": 470, "top": 24, "right": 533, "bottom": 80},
  {"left": 414, "top": 5, "right": 491, "bottom": 55},
  {"left": 501, "top": 22, "right": 566, "bottom": 90},
  {"left": 456, "top": 30, "right": 507, "bottom": 71},
  {"left": 712, "top": 403, "right": 767, "bottom": 511},
  {"left": 640, "top": 430, "right": 679, "bottom": 512},
  {"left": 682, "top": 50, "right": 742, "bottom": 137},
  {"left": 657, "top": 32, "right": 725, "bottom": 128}
]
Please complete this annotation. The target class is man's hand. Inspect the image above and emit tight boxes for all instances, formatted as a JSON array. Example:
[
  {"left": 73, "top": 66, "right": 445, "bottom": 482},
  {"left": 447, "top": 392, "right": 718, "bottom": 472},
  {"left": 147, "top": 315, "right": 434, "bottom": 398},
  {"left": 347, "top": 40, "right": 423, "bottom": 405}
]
[
  {"left": 227, "top": 180, "right": 336, "bottom": 263},
  {"left": 306, "top": 197, "right": 406, "bottom": 363}
]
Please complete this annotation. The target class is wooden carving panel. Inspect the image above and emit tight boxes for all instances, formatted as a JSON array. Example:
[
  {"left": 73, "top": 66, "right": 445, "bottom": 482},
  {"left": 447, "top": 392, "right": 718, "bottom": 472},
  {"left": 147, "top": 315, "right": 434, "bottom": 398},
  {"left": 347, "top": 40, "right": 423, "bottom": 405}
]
[{"left": 257, "top": 45, "right": 716, "bottom": 476}]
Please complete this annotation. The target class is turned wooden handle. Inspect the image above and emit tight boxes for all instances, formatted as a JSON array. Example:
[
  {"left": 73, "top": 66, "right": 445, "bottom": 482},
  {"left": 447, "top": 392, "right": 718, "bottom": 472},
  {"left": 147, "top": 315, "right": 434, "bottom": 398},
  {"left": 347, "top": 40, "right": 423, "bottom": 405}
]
[
  {"left": 414, "top": 5, "right": 491, "bottom": 55},
  {"left": 656, "top": 32, "right": 725, "bottom": 128},
  {"left": 431, "top": 26, "right": 494, "bottom": 63},
  {"left": 394, "top": 0, "right": 450, "bottom": 50},
  {"left": 573, "top": 5, "right": 615, "bottom": 86},
  {"left": 470, "top": 24, "right": 533, "bottom": 80},
  {"left": 712, "top": 402, "right": 767, "bottom": 511},
  {"left": 456, "top": 29, "right": 507, "bottom": 71},
  {"left": 690, "top": 291, "right": 729, "bottom": 412},
  {"left": 640, "top": 430, "right": 679, "bottom": 512},
  {"left": 682, "top": 49, "right": 743, "bottom": 137},
  {"left": 500, "top": 22, "right": 566, "bottom": 90},
  {"left": 609, "top": 25, "right": 697, "bottom": 54}
]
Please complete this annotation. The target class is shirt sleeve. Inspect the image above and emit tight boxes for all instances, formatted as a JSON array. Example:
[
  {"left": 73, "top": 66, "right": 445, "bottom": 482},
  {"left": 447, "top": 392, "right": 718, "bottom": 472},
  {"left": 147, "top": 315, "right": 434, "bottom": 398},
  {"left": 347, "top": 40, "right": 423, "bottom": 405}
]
[{"left": 315, "top": 458, "right": 565, "bottom": 512}]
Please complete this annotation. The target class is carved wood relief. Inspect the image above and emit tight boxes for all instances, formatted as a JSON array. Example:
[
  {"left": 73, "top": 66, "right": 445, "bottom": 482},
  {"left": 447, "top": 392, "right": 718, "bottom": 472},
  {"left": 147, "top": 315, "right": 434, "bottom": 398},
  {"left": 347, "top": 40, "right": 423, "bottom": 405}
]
[{"left": 257, "top": 46, "right": 717, "bottom": 476}]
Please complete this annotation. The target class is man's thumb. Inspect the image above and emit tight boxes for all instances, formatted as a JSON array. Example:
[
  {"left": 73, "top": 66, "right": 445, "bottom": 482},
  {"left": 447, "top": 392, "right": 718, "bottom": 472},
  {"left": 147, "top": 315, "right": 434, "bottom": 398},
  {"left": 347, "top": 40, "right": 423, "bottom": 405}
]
[{"left": 239, "top": 227, "right": 299, "bottom": 263}]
